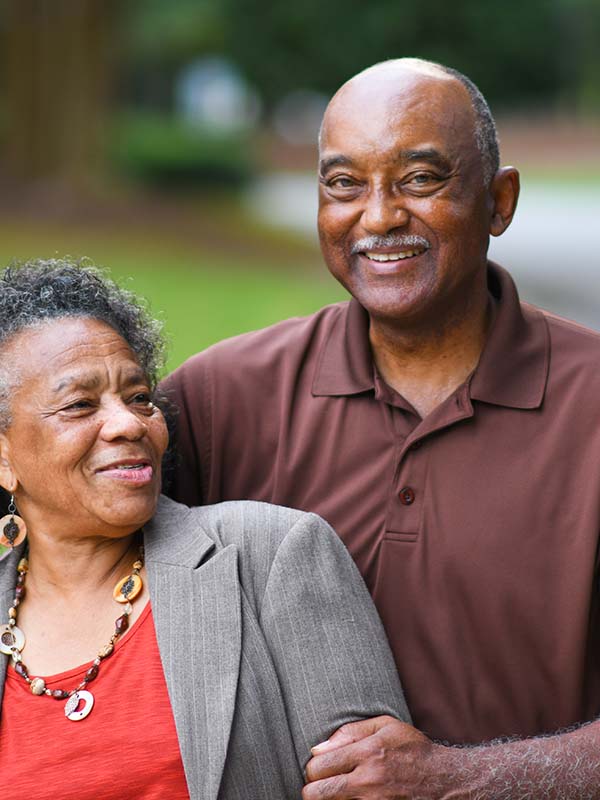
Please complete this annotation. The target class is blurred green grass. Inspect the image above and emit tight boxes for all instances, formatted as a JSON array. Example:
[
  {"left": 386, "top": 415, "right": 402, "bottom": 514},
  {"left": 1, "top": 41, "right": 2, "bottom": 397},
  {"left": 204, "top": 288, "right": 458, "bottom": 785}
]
[{"left": 0, "top": 219, "right": 347, "bottom": 374}]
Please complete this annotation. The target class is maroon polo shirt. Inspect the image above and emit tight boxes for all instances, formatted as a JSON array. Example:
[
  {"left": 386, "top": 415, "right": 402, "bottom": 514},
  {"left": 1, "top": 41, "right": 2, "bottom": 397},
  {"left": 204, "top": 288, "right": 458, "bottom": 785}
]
[{"left": 162, "top": 263, "right": 600, "bottom": 745}]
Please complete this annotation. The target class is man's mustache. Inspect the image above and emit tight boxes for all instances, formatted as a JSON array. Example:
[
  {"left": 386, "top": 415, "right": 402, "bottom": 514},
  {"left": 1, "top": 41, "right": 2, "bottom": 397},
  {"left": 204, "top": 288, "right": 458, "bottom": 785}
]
[{"left": 351, "top": 235, "right": 431, "bottom": 254}]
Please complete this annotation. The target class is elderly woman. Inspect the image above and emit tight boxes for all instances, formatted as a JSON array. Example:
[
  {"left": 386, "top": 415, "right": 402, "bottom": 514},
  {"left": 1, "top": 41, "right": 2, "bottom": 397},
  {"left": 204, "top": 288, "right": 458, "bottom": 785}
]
[{"left": 0, "top": 259, "right": 408, "bottom": 799}]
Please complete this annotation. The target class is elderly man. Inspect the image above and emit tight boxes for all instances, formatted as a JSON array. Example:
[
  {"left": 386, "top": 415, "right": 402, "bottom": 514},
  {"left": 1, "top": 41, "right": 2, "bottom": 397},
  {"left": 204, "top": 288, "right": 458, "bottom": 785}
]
[{"left": 163, "top": 59, "right": 600, "bottom": 798}]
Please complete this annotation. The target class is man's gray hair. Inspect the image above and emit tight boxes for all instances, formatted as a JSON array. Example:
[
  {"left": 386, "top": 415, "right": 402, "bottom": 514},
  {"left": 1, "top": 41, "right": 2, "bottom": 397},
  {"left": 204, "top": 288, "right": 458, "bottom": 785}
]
[
  {"left": 436, "top": 63, "right": 500, "bottom": 185},
  {"left": 0, "top": 258, "right": 165, "bottom": 430}
]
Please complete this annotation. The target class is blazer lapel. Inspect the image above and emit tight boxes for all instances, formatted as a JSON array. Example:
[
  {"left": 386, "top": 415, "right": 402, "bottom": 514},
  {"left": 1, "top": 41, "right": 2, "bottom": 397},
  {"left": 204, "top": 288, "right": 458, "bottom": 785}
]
[
  {"left": 0, "top": 545, "right": 25, "bottom": 712},
  {"left": 145, "top": 497, "right": 242, "bottom": 800}
]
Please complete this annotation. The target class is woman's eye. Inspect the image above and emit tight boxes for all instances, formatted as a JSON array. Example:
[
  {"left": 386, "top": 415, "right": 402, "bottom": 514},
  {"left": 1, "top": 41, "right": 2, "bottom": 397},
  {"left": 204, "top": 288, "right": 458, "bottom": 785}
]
[
  {"left": 65, "top": 400, "right": 92, "bottom": 410},
  {"left": 131, "top": 392, "right": 154, "bottom": 407}
]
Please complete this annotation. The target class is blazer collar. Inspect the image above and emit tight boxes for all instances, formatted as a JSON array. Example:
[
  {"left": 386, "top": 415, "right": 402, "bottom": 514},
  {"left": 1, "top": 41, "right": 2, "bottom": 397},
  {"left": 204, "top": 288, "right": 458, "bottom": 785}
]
[
  {"left": 143, "top": 494, "right": 215, "bottom": 568},
  {"left": 312, "top": 262, "right": 549, "bottom": 411},
  {"left": 0, "top": 544, "right": 26, "bottom": 711}
]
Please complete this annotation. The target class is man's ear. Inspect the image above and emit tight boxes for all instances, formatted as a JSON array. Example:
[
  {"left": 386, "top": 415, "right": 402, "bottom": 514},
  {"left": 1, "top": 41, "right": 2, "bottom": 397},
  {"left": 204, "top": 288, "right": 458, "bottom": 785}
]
[
  {"left": 489, "top": 167, "right": 520, "bottom": 237},
  {"left": 0, "top": 433, "right": 18, "bottom": 494}
]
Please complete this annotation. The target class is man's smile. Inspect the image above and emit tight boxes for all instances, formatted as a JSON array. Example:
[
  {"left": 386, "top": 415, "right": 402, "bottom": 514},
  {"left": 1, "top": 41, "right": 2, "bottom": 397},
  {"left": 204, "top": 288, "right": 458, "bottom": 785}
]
[
  {"left": 364, "top": 247, "right": 428, "bottom": 262},
  {"left": 350, "top": 234, "right": 431, "bottom": 270}
]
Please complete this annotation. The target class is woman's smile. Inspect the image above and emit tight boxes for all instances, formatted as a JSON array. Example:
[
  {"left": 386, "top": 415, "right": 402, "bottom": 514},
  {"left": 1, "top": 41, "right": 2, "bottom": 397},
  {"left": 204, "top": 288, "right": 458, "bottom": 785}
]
[{"left": 95, "top": 460, "right": 155, "bottom": 485}]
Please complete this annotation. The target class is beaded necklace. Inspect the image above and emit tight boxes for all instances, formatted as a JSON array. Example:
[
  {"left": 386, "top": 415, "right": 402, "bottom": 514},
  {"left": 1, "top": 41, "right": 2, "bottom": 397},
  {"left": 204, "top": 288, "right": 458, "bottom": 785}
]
[{"left": 0, "top": 545, "right": 144, "bottom": 722}]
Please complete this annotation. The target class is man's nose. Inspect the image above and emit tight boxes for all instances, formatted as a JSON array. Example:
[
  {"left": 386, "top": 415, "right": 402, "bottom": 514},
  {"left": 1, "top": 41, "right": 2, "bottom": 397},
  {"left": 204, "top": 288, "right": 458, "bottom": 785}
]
[
  {"left": 100, "top": 401, "right": 147, "bottom": 441},
  {"left": 361, "top": 188, "right": 409, "bottom": 235}
]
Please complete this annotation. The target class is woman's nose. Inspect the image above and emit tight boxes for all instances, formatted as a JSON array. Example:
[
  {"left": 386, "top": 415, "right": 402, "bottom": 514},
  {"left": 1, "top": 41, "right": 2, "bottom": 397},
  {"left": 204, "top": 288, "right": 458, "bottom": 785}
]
[{"left": 100, "top": 402, "right": 147, "bottom": 441}]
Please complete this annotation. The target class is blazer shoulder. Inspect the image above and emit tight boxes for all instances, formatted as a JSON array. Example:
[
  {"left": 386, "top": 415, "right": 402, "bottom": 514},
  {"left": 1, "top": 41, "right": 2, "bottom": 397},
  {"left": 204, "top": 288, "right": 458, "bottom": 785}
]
[
  {"left": 191, "top": 500, "right": 335, "bottom": 611},
  {"left": 151, "top": 496, "right": 343, "bottom": 614},
  {"left": 194, "top": 499, "right": 315, "bottom": 553},
  {"left": 148, "top": 496, "right": 309, "bottom": 563}
]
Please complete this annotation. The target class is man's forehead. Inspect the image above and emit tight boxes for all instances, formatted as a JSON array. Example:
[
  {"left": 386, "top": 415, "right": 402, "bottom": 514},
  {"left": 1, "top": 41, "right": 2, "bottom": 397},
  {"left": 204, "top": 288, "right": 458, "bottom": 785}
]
[{"left": 320, "top": 65, "right": 474, "bottom": 155}]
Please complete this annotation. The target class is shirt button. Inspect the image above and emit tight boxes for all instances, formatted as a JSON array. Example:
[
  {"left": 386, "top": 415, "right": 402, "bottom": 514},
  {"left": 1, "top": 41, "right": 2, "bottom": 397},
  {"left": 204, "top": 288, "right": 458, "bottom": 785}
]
[{"left": 399, "top": 487, "right": 415, "bottom": 505}]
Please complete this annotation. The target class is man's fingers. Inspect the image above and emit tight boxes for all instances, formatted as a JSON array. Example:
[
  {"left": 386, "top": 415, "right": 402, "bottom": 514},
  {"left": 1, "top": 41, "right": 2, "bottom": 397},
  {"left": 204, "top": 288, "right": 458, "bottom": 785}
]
[
  {"left": 302, "top": 773, "right": 353, "bottom": 800},
  {"left": 311, "top": 715, "right": 394, "bottom": 755},
  {"left": 307, "top": 717, "right": 408, "bottom": 783},
  {"left": 306, "top": 737, "right": 365, "bottom": 782}
]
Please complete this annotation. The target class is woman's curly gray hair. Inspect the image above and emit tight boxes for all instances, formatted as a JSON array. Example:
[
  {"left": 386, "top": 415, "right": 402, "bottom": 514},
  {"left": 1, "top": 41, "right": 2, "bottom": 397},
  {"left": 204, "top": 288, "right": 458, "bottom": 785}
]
[{"left": 0, "top": 258, "right": 166, "bottom": 431}]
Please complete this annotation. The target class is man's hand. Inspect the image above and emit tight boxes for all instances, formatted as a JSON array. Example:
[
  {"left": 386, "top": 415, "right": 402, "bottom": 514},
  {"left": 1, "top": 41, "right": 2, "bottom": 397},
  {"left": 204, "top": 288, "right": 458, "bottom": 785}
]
[
  {"left": 303, "top": 715, "right": 600, "bottom": 800},
  {"left": 302, "top": 715, "right": 471, "bottom": 800}
]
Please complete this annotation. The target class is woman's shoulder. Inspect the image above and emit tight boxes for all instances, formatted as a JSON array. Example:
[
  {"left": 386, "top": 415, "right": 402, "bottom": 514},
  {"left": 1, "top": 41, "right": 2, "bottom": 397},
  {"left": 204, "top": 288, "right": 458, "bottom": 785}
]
[
  {"left": 150, "top": 495, "right": 341, "bottom": 605},
  {"left": 153, "top": 494, "right": 336, "bottom": 556}
]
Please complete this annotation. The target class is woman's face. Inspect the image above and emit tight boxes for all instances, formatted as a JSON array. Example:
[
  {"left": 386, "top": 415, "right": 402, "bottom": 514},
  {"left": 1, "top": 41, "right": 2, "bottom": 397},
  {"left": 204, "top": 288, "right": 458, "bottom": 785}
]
[{"left": 0, "top": 317, "right": 168, "bottom": 540}]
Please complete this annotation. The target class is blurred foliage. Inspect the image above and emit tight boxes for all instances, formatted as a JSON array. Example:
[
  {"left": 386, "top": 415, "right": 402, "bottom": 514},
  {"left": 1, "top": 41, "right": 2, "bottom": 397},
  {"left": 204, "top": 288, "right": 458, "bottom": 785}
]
[
  {"left": 120, "top": 0, "right": 226, "bottom": 112},
  {"left": 124, "top": 0, "right": 225, "bottom": 66},
  {"left": 1, "top": 0, "right": 598, "bottom": 188},
  {"left": 110, "top": 112, "right": 254, "bottom": 187},
  {"left": 118, "top": 0, "right": 600, "bottom": 113},
  {"left": 0, "top": 220, "right": 345, "bottom": 373},
  {"left": 224, "top": 0, "right": 548, "bottom": 106}
]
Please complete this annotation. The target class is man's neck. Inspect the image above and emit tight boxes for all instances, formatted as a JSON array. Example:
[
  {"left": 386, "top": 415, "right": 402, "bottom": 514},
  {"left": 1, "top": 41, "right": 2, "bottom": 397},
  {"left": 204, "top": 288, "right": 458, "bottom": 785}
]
[{"left": 369, "top": 291, "right": 494, "bottom": 419}]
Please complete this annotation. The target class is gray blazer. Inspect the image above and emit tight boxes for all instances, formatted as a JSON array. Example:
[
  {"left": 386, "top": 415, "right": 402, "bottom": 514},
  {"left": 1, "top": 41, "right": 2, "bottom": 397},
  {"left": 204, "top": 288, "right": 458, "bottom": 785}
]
[{"left": 0, "top": 496, "right": 409, "bottom": 799}]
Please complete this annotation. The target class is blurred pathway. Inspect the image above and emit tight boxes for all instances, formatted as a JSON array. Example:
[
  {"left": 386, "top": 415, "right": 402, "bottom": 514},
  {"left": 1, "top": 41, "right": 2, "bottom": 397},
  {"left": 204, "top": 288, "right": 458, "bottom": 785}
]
[{"left": 247, "top": 174, "right": 600, "bottom": 330}]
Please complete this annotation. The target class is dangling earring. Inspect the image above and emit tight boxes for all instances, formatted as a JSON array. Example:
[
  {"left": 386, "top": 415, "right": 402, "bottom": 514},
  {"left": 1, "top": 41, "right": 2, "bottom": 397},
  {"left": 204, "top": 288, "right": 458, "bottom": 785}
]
[{"left": 0, "top": 495, "right": 27, "bottom": 548}]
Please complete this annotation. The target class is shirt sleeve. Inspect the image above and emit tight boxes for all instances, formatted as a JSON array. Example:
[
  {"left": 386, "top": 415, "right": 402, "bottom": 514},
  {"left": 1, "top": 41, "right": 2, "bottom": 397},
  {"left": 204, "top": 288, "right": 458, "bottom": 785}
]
[
  {"left": 159, "top": 359, "right": 209, "bottom": 507},
  {"left": 257, "top": 511, "right": 411, "bottom": 770}
]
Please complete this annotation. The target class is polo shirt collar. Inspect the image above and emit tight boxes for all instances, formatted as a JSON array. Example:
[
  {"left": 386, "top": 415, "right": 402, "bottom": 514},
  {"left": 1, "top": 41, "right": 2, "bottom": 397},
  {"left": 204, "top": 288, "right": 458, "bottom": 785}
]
[
  {"left": 313, "top": 262, "right": 550, "bottom": 410},
  {"left": 312, "top": 297, "right": 374, "bottom": 396},
  {"left": 470, "top": 263, "right": 549, "bottom": 409}
]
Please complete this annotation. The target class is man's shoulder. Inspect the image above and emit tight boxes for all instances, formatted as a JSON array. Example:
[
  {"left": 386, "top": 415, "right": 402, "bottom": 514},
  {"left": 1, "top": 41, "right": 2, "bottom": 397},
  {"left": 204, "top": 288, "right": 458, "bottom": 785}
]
[
  {"left": 532, "top": 303, "right": 600, "bottom": 361},
  {"left": 522, "top": 303, "right": 600, "bottom": 404},
  {"left": 170, "top": 300, "right": 349, "bottom": 382}
]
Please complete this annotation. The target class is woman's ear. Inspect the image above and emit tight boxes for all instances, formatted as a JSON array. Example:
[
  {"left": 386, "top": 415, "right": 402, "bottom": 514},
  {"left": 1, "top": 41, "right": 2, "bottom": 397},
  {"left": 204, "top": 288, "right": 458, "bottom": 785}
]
[
  {"left": 0, "top": 433, "right": 18, "bottom": 494},
  {"left": 489, "top": 167, "right": 520, "bottom": 237}
]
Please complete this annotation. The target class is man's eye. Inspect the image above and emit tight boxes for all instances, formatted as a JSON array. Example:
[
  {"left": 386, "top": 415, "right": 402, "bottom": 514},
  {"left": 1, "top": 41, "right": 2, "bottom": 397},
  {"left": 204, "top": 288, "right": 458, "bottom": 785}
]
[
  {"left": 410, "top": 173, "right": 435, "bottom": 184},
  {"left": 404, "top": 172, "right": 447, "bottom": 188},
  {"left": 329, "top": 176, "right": 357, "bottom": 189}
]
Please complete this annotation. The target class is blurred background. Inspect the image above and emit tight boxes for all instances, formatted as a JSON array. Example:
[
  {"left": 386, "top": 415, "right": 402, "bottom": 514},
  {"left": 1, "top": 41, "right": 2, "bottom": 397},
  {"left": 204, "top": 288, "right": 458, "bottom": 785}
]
[{"left": 0, "top": 0, "right": 598, "bottom": 372}]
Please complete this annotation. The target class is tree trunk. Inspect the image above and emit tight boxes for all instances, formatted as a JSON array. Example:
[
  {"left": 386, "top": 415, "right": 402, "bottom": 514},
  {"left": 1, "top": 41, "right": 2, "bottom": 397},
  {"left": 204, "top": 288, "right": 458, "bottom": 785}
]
[{"left": 1, "top": 0, "right": 117, "bottom": 186}]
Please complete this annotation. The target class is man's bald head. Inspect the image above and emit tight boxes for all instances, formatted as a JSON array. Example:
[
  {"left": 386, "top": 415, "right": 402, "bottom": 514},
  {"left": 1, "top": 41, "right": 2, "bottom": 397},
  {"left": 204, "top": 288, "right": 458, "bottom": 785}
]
[{"left": 320, "top": 58, "right": 499, "bottom": 185}]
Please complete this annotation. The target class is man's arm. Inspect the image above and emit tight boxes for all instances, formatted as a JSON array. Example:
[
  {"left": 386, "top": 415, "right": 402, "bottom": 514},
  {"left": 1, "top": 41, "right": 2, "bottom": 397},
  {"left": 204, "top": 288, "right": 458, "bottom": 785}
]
[{"left": 303, "top": 715, "right": 600, "bottom": 799}]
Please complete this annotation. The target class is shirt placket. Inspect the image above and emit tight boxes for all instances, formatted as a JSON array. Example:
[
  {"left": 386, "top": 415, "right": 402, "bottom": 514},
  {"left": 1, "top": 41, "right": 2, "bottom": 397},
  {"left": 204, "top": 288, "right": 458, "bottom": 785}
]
[{"left": 383, "top": 386, "right": 475, "bottom": 542}]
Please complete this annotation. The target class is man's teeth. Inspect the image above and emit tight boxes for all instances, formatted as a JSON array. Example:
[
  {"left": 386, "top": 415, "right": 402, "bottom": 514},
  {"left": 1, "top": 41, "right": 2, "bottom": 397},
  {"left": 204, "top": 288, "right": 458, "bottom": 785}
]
[
  {"left": 365, "top": 250, "right": 423, "bottom": 262},
  {"left": 116, "top": 464, "right": 146, "bottom": 470}
]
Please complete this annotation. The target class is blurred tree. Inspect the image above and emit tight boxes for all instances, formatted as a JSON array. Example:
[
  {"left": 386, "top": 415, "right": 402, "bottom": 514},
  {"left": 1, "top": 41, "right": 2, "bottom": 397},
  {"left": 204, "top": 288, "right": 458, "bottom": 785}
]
[
  {"left": 121, "top": 0, "right": 226, "bottom": 111},
  {"left": 220, "top": 0, "right": 570, "bottom": 111},
  {"left": 0, "top": 0, "right": 118, "bottom": 185},
  {"left": 116, "top": 0, "right": 600, "bottom": 119},
  {"left": 555, "top": 0, "right": 600, "bottom": 113}
]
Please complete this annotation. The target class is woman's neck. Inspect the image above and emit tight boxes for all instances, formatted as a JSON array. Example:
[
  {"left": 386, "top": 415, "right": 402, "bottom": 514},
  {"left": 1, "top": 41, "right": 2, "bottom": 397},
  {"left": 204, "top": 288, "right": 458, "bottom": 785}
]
[
  {"left": 10, "top": 530, "right": 149, "bottom": 676},
  {"left": 24, "top": 531, "right": 140, "bottom": 600}
]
